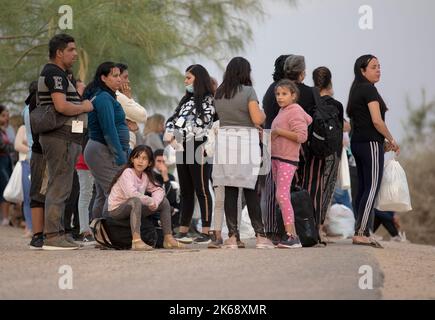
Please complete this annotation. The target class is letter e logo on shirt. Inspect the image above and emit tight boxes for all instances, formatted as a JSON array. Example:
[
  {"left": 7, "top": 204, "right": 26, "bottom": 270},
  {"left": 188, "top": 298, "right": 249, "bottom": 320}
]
[{"left": 53, "top": 76, "right": 64, "bottom": 90}]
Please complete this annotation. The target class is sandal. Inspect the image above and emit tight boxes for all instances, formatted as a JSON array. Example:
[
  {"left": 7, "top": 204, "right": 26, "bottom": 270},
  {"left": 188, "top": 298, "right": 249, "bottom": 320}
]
[
  {"left": 132, "top": 239, "right": 154, "bottom": 251},
  {"left": 163, "top": 240, "right": 185, "bottom": 249},
  {"left": 352, "top": 237, "right": 384, "bottom": 249}
]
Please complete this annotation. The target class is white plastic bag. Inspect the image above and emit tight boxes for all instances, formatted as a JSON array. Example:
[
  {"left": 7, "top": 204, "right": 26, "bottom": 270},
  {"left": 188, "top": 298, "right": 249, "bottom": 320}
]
[
  {"left": 204, "top": 120, "right": 219, "bottom": 158},
  {"left": 325, "top": 204, "right": 355, "bottom": 239},
  {"left": 337, "top": 148, "right": 351, "bottom": 190},
  {"left": 3, "top": 161, "right": 23, "bottom": 204},
  {"left": 221, "top": 205, "right": 255, "bottom": 240},
  {"left": 163, "top": 144, "right": 177, "bottom": 166},
  {"left": 375, "top": 159, "right": 412, "bottom": 212}
]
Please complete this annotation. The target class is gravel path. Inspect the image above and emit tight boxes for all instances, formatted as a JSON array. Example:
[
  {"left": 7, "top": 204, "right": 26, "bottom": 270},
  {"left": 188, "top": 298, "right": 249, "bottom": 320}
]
[{"left": 0, "top": 226, "right": 433, "bottom": 299}]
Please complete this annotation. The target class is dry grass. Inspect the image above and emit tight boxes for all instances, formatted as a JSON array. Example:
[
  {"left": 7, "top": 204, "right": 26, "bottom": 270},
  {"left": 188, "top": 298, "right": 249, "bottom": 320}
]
[{"left": 399, "top": 150, "right": 435, "bottom": 245}]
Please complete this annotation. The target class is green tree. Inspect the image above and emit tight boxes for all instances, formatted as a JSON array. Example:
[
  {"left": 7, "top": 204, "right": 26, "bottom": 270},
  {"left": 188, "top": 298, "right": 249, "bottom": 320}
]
[
  {"left": 0, "top": 0, "right": 293, "bottom": 113},
  {"left": 402, "top": 89, "right": 435, "bottom": 149},
  {"left": 399, "top": 91, "right": 435, "bottom": 245}
]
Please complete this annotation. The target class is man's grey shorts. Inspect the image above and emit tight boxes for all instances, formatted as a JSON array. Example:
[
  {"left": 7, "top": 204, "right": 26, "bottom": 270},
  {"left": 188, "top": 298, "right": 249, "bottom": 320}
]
[{"left": 30, "top": 151, "right": 47, "bottom": 208}]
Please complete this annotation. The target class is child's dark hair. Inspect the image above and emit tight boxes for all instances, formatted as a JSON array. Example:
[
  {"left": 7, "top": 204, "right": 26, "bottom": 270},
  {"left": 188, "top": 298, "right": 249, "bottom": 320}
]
[
  {"left": 312, "top": 66, "right": 332, "bottom": 90},
  {"left": 109, "top": 145, "right": 159, "bottom": 192},
  {"left": 274, "top": 79, "right": 300, "bottom": 101}
]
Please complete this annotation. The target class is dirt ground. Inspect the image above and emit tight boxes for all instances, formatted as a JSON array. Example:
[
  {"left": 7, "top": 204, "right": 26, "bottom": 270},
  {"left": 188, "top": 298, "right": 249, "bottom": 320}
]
[{"left": 0, "top": 226, "right": 434, "bottom": 300}]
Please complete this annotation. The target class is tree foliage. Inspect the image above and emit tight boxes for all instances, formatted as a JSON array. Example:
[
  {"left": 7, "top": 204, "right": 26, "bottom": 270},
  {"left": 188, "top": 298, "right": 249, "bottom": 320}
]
[
  {"left": 402, "top": 89, "right": 435, "bottom": 150},
  {"left": 0, "top": 0, "right": 293, "bottom": 113}
]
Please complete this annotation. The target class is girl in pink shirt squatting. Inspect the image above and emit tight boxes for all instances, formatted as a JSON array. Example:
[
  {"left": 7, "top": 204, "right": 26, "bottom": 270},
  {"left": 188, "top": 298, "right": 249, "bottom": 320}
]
[
  {"left": 108, "top": 145, "right": 184, "bottom": 251},
  {"left": 271, "top": 79, "right": 312, "bottom": 248}
]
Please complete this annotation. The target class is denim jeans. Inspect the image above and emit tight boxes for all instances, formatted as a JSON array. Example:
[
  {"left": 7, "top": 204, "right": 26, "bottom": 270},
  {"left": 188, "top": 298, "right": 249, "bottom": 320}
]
[
  {"left": 77, "top": 170, "right": 94, "bottom": 234},
  {"left": 39, "top": 135, "right": 81, "bottom": 236},
  {"left": 332, "top": 187, "right": 353, "bottom": 212},
  {"left": 84, "top": 140, "right": 123, "bottom": 219},
  {"left": 21, "top": 160, "right": 32, "bottom": 231}
]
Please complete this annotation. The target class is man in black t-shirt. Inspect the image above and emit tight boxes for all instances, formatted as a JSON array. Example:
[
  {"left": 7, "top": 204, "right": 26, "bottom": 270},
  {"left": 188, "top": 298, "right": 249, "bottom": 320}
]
[{"left": 37, "top": 34, "right": 93, "bottom": 251}]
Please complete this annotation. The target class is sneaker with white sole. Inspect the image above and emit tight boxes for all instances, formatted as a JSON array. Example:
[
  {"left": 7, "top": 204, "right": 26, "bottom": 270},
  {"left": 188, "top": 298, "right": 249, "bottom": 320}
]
[
  {"left": 174, "top": 232, "right": 193, "bottom": 244},
  {"left": 222, "top": 236, "right": 238, "bottom": 249},
  {"left": 277, "top": 234, "right": 302, "bottom": 249},
  {"left": 42, "top": 235, "right": 80, "bottom": 251},
  {"left": 194, "top": 233, "right": 211, "bottom": 244},
  {"left": 29, "top": 233, "right": 44, "bottom": 250},
  {"left": 256, "top": 235, "right": 275, "bottom": 249},
  {"left": 391, "top": 231, "right": 409, "bottom": 243},
  {"left": 75, "top": 233, "right": 96, "bottom": 246}
]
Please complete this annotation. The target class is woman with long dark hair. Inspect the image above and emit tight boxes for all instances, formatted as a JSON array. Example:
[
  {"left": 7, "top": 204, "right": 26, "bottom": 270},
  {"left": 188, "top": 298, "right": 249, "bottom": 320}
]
[
  {"left": 83, "top": 62, "right": 130, "bottom": 219},
  {"left": 347, "top": 54, "right": 399, "bottom": 248},
  {"left": 164, "top": 64, "right": 215, "bottom": 244},
  {"left": 213, "top": 57, "right": 274, "bottom": 249},
  {"left": 107, "top": 145, "right": 183, "bottom": 250},
  {"left": 312, "top": 66, "right": 344, "bottom": 238}
]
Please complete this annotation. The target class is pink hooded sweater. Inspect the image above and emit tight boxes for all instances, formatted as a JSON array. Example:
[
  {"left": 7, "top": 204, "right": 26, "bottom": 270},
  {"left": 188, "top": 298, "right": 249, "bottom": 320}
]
[
  {"left": 108, "top": 168, "right": 164, "bottom": 211},
  {"left": 271, "top": 103, "right": 313, "bottom": 162}
]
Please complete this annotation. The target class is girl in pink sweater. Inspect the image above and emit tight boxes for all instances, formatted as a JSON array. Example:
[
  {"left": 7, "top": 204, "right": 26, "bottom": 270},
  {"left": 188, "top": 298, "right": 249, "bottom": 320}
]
[
  {"left": 271, "top": 79, "right": 312, "bottom": 248},
  {"left": 108, "top": 145, "right": 184, "bottom": 250}
]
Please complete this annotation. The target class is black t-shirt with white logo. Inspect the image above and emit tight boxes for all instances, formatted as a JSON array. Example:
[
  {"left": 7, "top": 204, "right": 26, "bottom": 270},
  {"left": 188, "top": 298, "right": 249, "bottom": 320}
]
[
  {"left": 348, "top": 83, "right": 386, "bottom": 143},
  {"left": 37, "top": 63, "right": 85, "bottom": 143}
]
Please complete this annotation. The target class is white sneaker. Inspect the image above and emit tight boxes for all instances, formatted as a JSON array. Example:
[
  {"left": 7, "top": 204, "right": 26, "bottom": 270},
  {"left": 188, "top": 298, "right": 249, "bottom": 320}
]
[
  {"left": 1, "top": 218, "right": 10, "bottom": 226},
  {"left": 371, "top": 234, "right": 383, "bottom": 241},
  {"left": 391, "top": 231, "right": 409, "bottom": 243}
]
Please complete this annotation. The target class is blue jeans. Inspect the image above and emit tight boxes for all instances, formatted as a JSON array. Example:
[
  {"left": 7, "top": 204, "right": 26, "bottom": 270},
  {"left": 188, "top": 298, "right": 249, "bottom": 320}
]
[
  {"left": 21, "top": 160, "right": 32, "bottom": 231},
  {"left": 332, "top": 187, "right": 353, "bottom": 213}
]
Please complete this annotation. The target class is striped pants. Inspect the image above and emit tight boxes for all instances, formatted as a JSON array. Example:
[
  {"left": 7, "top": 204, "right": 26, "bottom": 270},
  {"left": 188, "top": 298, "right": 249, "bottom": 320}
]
[
  {"left": 351, "top": 141, "right": 384, "bottom": 237},
  {"left": 296, "top": 147, "right": 340, "bottom": 226}
]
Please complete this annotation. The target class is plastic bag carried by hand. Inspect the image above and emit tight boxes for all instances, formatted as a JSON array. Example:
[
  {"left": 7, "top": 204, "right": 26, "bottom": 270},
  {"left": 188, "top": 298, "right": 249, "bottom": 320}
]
[
  {"left": 337, "top": 147, "right": 351, "bottom": 190},
  {"left": 375, "top": 159, "right": 412, "bottom": 212},
  {"left": 3, "top": 161, "right": 23, "bottom": 204}
]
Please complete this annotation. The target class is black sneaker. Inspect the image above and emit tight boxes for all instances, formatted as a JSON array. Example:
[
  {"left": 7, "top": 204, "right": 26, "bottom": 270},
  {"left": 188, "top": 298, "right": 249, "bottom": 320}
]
[
  {"left": 75, "top": 233, "right": 96, "bottom": 247},
  {"left": 29, "top": 233, "right": 44, "bottom": 250},
  {"left": 277, "top": 234, "right": 302, "bottom": 249},
  {"left": 194, "top": 233, "right": 211, "bottom": 244},
  {"left": 174, "top": 232, "right": 193, "bottom": 244},
  {"left": 208, "top": 231, "right": 223, "bottom": 248}
]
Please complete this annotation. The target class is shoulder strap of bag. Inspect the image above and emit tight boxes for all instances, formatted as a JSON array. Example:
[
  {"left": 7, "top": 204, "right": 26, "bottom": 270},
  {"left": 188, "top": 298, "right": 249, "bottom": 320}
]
[{"left": 312, "top": 87, "right": 322, "bottom": 107}]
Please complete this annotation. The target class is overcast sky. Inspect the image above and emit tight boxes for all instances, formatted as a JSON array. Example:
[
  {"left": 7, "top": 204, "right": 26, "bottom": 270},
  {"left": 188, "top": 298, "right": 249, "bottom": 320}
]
[{"left": 204, "top": 0, "right": 435, "bottom": 141}]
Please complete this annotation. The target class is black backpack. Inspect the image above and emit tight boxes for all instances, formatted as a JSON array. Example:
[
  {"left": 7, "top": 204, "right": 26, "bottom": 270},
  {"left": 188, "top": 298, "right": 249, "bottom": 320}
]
[
  {"left": 308, "top": 88, "right": 342, "bottom": 158},
  {"left": 292, "top": 186, "right": 321, "bottom": 247},
  {"left": 90, "top": 215, "right": 161, "bottom": 250}
]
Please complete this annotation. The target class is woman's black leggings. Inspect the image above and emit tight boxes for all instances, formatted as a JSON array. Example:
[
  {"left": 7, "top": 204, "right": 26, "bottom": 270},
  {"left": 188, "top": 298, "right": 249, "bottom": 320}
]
[
  {"left": 177, "top": 140, "right": 213, "bottom": 228},
  {"left": 351, "top": 141, "right": 384, "bottom": 237},
  {"left": 225, "top": 186, "right": 266, "bottom": 238}
]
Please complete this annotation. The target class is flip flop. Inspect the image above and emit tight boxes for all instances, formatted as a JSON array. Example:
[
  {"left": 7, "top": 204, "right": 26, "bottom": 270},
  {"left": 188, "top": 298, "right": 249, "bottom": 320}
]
[
  {"left": 163, "top": 240, "right": 185, "bottom": 249},
  {"left": 353, "top": 239, "right": 383, "bottom": 249}
]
